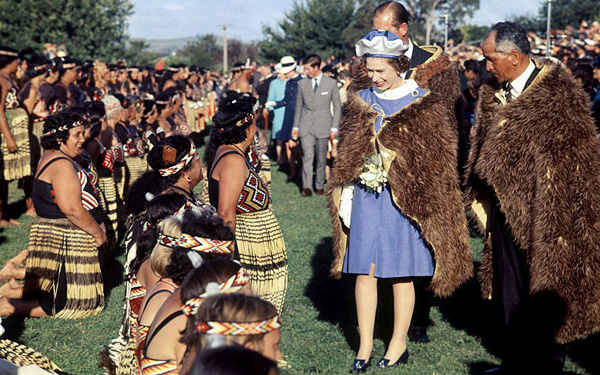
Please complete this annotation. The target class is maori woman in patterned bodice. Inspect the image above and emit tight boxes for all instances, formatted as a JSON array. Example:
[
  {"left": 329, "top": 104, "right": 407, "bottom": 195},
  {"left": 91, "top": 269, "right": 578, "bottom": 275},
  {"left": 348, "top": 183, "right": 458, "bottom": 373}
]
[
  {"left": 205, "top": 93, "right": 288, "bottom": 314},
  {"left": 205, "top": 94, "right": 262, "bottom": 229},
  {"left": 0, "top": 110, "right": 107, "bottom": 318}
]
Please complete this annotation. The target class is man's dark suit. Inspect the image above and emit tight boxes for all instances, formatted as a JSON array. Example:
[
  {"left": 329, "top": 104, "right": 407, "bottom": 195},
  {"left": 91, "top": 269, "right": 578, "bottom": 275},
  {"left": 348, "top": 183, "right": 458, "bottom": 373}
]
[
  {"left": 406, "top": 45, "right": 433, "bottom": 78},
  {"left": 404, "top": 43, "right": 435, "bottom": 340}
]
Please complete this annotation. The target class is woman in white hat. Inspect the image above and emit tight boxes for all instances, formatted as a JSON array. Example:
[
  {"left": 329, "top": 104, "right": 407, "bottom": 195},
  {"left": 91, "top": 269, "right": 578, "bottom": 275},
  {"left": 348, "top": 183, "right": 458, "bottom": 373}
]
[
  {"left": 327, "top": 30, "right": 471, "bottom": 372},
  {"left": 266, "top": 63, "right": 287, "bottom": 164},
  {"left": 268, "top": 56, "right": 303, "bottom": 181}
]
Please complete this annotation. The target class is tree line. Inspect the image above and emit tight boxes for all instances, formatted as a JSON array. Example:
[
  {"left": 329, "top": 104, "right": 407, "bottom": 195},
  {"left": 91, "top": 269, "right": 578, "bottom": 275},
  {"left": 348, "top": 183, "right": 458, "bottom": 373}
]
[{"left": 0, "top": 0, "right": 598, "bottom": 69}]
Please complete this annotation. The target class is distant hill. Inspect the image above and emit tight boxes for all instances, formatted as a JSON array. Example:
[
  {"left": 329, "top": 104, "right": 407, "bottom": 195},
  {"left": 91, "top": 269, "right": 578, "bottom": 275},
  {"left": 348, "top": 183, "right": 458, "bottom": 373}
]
[{"left": 134, "top": 35, "right": 224, "bottom": 56}]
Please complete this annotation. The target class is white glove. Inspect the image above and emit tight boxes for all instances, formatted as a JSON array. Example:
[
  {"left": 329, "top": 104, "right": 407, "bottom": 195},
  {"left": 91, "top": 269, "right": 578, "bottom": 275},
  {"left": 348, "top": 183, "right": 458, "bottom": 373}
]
[
  {"left": 339, "top": 183, "right": 355, "bottom": 228},
  {"left": 265, "top": 101, "right": 276, "bottom": 109}
]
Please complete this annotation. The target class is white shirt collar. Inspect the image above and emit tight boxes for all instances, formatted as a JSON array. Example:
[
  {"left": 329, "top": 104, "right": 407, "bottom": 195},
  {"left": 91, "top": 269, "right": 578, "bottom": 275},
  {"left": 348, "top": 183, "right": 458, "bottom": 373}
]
[
  {"left": 312, "top": 72, "right": 323, "bottom": 86},
  {"left": 399, "top": 39, "right": 414, "bottom": 80},
  {"left": 373, "top": 79, "right": 420, "bottom": 100},
  {"left": 404, "top": 38, "right": 414, "bottom": 60},
  {"left": 508, "top": 59, "right": 535, "bottom": 98}
]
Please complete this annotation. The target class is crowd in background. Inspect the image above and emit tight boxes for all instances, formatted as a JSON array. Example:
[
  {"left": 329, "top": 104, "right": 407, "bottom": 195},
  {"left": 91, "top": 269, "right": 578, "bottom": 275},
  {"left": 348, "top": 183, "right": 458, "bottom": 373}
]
[{"left": 0, "top": 13, "right": 599, "bottom": 375}]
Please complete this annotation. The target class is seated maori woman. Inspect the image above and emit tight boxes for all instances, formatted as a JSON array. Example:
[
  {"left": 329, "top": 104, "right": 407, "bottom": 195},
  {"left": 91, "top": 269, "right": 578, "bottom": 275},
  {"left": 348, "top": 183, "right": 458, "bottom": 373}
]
[
  {"left": 142, "top": 211, "right": 241, "bottom": 375},
  {"left": 110, "top": 193, "right": 187, "bottom": 374},
  {"left": 0, "top": 110, "right": 107, "bottom": 318},
  {"left": 180, "top": 294, "right": 283, "bottom": 374}
]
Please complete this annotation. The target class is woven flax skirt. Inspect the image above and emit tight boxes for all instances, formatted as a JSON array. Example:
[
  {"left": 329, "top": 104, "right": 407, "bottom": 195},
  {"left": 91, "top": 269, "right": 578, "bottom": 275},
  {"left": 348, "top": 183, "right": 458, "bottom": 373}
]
[
  {"left": 98, "top": 176, "right": 119, "bottom": 246},
  {"left": 23, "top": 217, "right": 104, "bottom": 319},
  {"left": 0, "top": 108, "right": 31, "bottom": 181},
  {"left": 124, "top": 156, "right": 146, "bottom": 191},
  {"left": 235, "top": 208, "right": 287, "bottom": 313}
]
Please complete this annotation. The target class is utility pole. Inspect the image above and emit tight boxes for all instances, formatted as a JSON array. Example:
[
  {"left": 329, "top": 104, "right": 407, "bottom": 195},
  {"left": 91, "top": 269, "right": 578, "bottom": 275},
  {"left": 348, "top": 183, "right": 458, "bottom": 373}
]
[
  {"left": 223, "top": 25, "right": 228, "bottom": 74},
  {"left": 546, "top": 0, "right": 552, "bottom": 56},
  {"left": 439, "top": 15, "right": 449, "bottom": 53}
]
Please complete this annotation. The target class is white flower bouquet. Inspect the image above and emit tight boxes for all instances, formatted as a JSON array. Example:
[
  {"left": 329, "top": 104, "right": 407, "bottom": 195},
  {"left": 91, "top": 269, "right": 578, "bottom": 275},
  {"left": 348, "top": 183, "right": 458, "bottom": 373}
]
[{"left": 359, "top": 153, "right": 388, "bottom": 194}]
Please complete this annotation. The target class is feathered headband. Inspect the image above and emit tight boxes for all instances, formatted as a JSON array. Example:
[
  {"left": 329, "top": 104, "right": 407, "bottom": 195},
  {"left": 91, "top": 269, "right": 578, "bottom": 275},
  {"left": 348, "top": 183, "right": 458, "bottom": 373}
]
[
  {"left": 181, "top": 266, "right": 250, "bottom": 317},
  {"left": 355, "top": 30, "right": 409, "bottom": 58},
  {"left": 196, "top": 314, "right": 282, "bottom": 336}
]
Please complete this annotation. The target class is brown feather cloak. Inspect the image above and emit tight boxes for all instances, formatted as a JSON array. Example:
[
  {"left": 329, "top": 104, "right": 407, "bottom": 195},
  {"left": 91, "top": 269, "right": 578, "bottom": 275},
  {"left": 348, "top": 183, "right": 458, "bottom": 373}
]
[
  {"left": 465, "top": 58, "right": 600, "bottom": 343},
  {"left": 327, "top": 48, "right": 472, "bottom": 298}
]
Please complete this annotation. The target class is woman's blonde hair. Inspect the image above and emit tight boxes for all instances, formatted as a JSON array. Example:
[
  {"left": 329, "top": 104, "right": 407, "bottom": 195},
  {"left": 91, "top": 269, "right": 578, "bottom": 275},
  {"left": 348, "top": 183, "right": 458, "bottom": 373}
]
[
  {"left": 93, "top": 60, "right": 107, "bottom": 88},
  {"left": 150, "top": 216, "right": 182, "bottom": 278},
  {"left": 183, "top": 294, "right": 278, "bottom": 357}
]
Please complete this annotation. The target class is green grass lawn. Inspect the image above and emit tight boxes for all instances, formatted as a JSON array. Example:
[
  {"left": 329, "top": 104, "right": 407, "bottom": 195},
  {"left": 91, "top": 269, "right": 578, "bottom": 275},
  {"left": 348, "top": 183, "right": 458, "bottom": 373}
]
[{"left": 1, "top": 161, "right": 598, "bottom": 374}]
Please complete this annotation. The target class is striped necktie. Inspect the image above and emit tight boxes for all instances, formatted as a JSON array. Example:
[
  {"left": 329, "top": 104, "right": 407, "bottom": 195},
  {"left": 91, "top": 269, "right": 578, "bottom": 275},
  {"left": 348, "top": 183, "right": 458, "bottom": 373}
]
[{"left": 504, "top": 83, "right": 513, "bottom": 103}]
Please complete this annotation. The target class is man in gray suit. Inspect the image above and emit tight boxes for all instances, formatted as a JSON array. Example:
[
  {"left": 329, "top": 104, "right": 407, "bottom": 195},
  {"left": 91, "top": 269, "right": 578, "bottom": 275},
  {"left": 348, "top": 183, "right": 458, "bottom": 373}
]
[{"left": 292, "top": 54, "right": 341, "bottom": 196}]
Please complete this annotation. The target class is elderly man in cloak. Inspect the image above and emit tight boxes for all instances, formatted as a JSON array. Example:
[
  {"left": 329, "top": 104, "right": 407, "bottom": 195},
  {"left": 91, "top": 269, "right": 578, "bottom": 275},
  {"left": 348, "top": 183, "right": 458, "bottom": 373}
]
[{"left": 466, "top": 21, "right": 600, "bottom": 374}]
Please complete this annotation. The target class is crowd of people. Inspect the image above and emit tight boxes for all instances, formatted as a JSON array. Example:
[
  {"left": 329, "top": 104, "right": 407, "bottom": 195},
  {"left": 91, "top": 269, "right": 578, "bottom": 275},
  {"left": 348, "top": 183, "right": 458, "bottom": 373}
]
[
  {"left": 0, "top": 39, "right": 288, "bottom": 375},
  {"left": 0, "top": 1, "right": 599, "bottom": 374}
]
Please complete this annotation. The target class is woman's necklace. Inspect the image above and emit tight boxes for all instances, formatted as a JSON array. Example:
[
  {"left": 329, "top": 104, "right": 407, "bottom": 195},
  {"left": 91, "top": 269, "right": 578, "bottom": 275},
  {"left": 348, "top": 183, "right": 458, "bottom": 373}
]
[
  {"left": 232, "top": 144, "right": 246, "bottom": 156},
  {"left": 57, "top": 148, "right": 72, "bottom": 160},
  {"left": 169, "top": 184, "right": 199, "bottom": 204},
  {"left": 231, "top": 144, "right": 256, "bottom": 169},
  {"left": 159, "top": 278, "right": 177, "bottom": 289}
]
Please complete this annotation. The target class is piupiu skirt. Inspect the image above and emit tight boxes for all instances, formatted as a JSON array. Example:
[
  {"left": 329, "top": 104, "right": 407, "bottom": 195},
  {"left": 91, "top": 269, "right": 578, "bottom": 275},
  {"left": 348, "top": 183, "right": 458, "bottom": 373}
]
[
  {"left": 23, "top": 217, "right": 104, "bottom": 319},
  {"left": 98, "top": 176, "right": 119, "bottom": 247},
  {"left": 0, "top": 338, "right": 62, "bottom": 372},
  {"left": 113, "top": 165, "right": 126, "bottom": 201},
  {"left": 1, "top": 108, "right": 31, "bottom": 181},
  {"left": 124, "top": 156, "right": 146, "bottom": 190},
  {"left": 259, "top": 156, "right": 272, "bottom": 199},
  {"left": 235, "top": 208, "right": 287, "bottom": 313}
]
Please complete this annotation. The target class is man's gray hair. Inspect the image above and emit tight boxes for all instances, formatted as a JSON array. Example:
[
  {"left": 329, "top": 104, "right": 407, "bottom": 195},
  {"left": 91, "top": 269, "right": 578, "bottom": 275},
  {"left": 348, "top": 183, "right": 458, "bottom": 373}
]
[{"left": 484, "top": 22, "right": 531, "bottom": 56}]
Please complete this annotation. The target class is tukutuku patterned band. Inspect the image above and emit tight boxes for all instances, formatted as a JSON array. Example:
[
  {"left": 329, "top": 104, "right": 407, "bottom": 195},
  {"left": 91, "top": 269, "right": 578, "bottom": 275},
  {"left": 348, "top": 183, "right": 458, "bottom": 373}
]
[
  {"left": 196, "top": 314, "right": 282, "bottom": 336},
  {"left": 181, "top": 267, "right": 250, "bottom": 317},
  {"left": 43, "top": 120, "right": 85, "bottom": 137},
  {"left": 157, "top": 233, "right": 179, "bottom": 248},
  {"left": 178, "top": 233, "right": 235, "bottom": 254},
  {"left": 158, "top": 142, "right": 197, "bottom": 177},
  {"left": 217, "top": 113, "right": 255, "bottom": 133}
]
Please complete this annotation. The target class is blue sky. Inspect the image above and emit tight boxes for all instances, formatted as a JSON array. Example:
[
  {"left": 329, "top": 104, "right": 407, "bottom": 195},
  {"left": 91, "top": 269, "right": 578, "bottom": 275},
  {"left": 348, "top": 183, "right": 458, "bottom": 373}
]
[{"left": 128, "top": 0, "right": 542, "bottom": 41}]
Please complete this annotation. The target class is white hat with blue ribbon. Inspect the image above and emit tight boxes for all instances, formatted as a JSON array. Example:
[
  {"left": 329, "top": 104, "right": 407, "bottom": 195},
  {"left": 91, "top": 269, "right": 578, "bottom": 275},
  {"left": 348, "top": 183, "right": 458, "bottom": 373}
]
[{"left": 355, "top": 30, "right": 409, "bottom": 58}]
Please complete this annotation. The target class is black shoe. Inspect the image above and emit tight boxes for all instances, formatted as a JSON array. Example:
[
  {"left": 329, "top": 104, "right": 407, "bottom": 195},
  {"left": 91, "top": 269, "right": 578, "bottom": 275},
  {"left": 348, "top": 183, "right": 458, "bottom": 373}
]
[
  {"left": 349, "top": 358, "right": 371, "bottom": 373},
  {"left": 376, "top": 350, "right": 409, "bottom": 368},
  {"left": 408, "top": 327, "right": 430, "bottom": 343}
]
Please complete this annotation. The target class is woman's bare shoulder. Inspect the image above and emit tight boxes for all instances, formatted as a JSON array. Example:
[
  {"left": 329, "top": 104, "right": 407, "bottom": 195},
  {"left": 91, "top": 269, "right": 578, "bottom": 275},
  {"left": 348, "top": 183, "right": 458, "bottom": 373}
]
[{"left": 36, "top": 154, "right": 75, "bottom": 181}]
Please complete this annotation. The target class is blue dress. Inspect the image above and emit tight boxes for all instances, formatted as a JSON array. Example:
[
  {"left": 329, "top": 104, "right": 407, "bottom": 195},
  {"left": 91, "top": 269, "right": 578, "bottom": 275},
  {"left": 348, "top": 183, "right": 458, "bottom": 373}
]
[
  {"left": 267, "top": 78, "right": 286, "bottom": 140},
  {"left": 275, "top": 75, "right": 303, "bottom": 141},
  {"left": 343, "top": 81, "right": 435, "bottom": 278}
]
